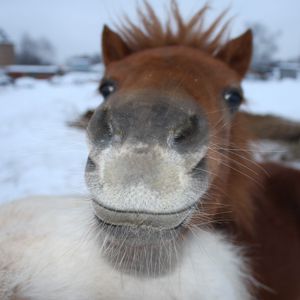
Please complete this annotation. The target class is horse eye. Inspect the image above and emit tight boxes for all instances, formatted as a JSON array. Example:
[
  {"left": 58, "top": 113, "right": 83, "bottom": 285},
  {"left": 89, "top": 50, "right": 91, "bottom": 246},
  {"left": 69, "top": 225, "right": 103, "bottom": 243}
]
[
  {"left": 99, "top": 80, "right": 116, "bottom": 98},
  {"left": 223, "top": 88, "right": 243, "bottom": 113}
]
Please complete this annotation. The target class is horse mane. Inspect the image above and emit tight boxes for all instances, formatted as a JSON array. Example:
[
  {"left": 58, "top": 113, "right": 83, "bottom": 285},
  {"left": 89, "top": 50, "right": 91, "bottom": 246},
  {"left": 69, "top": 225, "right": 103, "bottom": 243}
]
[{"left": 118, "top": 1, "right": 229, "bottom": 54}]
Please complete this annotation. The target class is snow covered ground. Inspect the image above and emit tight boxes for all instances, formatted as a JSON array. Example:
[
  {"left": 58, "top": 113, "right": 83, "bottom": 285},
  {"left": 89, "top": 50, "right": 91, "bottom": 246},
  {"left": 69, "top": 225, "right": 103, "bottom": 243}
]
[
  {"left": 0, "top": 72, "right": 299, "bottom": 204},
  {"left": 0, "top": 72, "right": 101, "bottom": 203}
]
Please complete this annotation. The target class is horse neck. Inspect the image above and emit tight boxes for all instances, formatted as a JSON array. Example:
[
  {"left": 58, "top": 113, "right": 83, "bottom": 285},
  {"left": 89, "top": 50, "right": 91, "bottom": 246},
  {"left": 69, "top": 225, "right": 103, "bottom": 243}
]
[{"left": 204, "top": 113, "right": 259, "bottom": 234}]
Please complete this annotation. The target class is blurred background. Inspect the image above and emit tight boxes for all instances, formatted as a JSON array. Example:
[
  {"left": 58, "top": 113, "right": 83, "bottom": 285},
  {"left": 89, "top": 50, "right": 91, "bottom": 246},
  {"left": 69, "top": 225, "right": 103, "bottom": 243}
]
[{"left": 0, "top": 0, "right": 300, "bottom": 203}]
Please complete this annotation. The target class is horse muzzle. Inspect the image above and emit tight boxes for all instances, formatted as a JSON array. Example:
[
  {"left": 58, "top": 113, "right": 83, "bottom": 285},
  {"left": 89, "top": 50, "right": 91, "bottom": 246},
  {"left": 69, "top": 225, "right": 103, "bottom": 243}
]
[{"left": 92, "top": 198, "right": 193, "bottom": 230}]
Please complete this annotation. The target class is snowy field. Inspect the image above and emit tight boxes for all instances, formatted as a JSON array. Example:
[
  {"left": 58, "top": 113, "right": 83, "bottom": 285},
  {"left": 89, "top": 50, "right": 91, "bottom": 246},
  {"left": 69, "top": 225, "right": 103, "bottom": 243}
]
[{"left": 0, "top": 72, "right": 300, "bottom": 204}]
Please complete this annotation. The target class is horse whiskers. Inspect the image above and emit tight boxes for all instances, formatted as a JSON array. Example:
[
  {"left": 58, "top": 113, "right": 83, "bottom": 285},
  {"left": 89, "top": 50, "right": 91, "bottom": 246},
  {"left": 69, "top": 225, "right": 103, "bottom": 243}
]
[
  {"left": 190, "top": 166, "right": 219, "bottom": 178},
  {"left": 187, "top": 217, "right": 232, "bottom": 227},
  {"left": 188, "top": 208, "right": 233, "bottom": 220},
  {"left": 193, "top": 208, "right": 233, "bottom": 216},
  {"left": 213, "top": 145, "right": 286, "bottom": 154},
  {"left": 221, "top": 147, "right": 269, "bottom": 176},
  {"left": 209, "top": 114, "right": 230, "bottom": 136},
  {"left": 206, "top": 155, "right": 262, "bottom": 186},
  {"left": 208, "top": 146, "right": 260, "bottom": 177},
  {"left": 207, "top": 143, "right": 269, "bottom": 180}
]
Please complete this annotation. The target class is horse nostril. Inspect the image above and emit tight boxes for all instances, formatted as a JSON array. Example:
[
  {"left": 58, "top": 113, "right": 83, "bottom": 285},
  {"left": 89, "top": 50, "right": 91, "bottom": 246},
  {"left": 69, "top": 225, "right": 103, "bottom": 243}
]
[
  {"left": 102, "top": 109, "right": 114, "bottom": 138},
  {"left": 86, "top": 156, "right": 97, "bottom": 172},
  {"left": 173, "top": 115, "right": 199, "bottom": 144}
]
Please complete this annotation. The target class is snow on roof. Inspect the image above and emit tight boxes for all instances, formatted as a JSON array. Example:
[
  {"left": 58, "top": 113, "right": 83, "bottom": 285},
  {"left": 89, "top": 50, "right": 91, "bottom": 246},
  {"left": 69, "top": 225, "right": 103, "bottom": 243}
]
[{"left": 5, "top": 65, "right": 60, "bottom": 74}]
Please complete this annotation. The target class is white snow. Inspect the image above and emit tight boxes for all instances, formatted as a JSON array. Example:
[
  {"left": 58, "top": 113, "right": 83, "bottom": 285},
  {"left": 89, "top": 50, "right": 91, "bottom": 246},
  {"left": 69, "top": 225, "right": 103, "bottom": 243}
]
[
  {"left": 0, "top": 73, "right": 101, "bottom": 203},
  {"left": 0, "top": 73, "right": 300, "bottom": 204},
  {"left": 243, "top": 79, "right": 300, "bottom": 121}
]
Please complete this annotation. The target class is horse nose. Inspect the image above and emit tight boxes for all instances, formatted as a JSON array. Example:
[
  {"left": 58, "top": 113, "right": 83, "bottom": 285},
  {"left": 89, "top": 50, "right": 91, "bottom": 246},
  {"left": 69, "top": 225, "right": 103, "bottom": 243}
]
[
  {"left": 87, "top": 99, "right": 208, "bottom": 151},
  {"left": 170, "top": 114, "right": 203, "bottom": 147}
]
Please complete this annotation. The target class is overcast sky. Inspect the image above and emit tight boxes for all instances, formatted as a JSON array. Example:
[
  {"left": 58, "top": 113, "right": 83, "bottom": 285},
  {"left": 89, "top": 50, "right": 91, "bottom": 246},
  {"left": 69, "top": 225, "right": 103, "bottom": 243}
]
[{"left": 1, "top": 0, "right": 299, "bottom": 63}]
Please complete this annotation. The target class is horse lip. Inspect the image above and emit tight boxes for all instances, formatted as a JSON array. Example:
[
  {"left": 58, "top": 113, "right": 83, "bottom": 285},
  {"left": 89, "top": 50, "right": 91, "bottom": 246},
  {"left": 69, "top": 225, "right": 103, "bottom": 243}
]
[
  {"left": 92, "top": 198, "right": 194, "bottom": 230},
  {"left": 94, "top": 214, "right": 186, "bottom": 234}
]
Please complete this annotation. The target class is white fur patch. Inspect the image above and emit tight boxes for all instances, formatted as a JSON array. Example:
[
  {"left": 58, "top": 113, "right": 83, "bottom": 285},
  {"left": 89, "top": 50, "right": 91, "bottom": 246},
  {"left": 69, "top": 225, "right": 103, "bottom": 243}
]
[
  {"left": 0, "top": 196, "right": 253, "bottom": 300},
  {"left": 88, "top": 143, "right": 208, "bottom": 213}
]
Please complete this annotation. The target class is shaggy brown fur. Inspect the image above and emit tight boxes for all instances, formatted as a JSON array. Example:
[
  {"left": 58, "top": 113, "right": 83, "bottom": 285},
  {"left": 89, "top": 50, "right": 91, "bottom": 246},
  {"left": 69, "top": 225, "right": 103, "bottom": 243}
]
[
  {"left": 119, "top": 2, "right": 229, "bottom": 53},
  {"left": 242, "top": 112, "right": 300, "bottom": 142},
  {"left": 103, "top": 1, "right": 230, "bottom": 65}
]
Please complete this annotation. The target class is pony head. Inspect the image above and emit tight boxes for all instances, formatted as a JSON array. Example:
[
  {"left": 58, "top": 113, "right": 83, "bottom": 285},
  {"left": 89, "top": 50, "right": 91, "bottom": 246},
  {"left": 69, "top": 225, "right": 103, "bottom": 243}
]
[{"left": 85, "top": 1, "right": 253, "bottom": 275}]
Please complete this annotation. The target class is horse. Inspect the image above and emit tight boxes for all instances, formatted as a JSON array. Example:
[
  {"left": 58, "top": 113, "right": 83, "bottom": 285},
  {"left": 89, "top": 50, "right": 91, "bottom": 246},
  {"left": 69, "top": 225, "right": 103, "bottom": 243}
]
[{"left": 0, "top": 2, "right": 299, "bottom": 299}]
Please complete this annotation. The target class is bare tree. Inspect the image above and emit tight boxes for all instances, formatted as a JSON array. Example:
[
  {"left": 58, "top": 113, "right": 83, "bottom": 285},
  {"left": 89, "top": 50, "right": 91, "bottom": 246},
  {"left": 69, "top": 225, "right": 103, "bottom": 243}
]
[
  {"left": 249, "top": 22, "right": 280, "bottom": 66},
  {"left": 16, "top": 34, "right": 55, "bottom": 65},
  {"left": 37, "top": 38, "right": 55, "bottom": 64}
]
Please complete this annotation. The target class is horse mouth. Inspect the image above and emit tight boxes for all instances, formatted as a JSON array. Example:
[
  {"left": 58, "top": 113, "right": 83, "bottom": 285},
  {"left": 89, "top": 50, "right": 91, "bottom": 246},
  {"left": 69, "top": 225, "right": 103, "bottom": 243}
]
[
  {"left": 94, "top": 212, "right": 187, "bottom": 243},
  {"left": 92, "top": 198, "right": 193, "bottom": 235}
]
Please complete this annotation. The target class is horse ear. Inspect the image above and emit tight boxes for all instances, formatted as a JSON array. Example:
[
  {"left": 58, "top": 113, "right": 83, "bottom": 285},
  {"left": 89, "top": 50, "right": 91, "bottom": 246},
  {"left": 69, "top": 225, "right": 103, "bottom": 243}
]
[
  {"left": 102, "top": 25, "right": 131, "bottom": 66},
  {"left": 215, "top": 29, "right": 253, "bottom": 78}
]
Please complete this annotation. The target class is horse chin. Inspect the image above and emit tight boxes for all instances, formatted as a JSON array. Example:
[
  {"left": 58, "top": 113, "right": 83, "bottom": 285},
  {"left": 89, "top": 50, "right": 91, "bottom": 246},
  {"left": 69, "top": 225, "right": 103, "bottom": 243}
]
[{"left": 94, "top": 214, "right": 187, "bottom": 277}]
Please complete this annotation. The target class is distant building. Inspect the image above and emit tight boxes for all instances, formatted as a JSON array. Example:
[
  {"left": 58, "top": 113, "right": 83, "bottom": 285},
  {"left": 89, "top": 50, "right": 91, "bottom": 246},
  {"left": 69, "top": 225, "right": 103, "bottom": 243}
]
[
  {"left": 5, "top": 65, "right": 63, "bottom": 79},
  {"left": 248, "top": 62, "right": 275, "bottom": 80},
  {"left": 67, "top": 56, "right": 92, "bottom": 72},
  {"left": 276, "top": 62, "right": 300, "bottom": 80},
  {"left": 248, "top": 60, "right": 300, "bottom": 81},
  {"left": 0, "top": 30, "right": 15, "bottom": 66}
]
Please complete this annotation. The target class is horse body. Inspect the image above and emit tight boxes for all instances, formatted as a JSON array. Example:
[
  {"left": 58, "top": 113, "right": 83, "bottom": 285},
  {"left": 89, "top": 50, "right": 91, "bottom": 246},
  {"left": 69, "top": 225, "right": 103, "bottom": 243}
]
[
  {"left": 245, "top": 163, "right": 300, "bottom": 299},
  {"left": 1, "top": 2, "right": 300, "bottom": 299},
  {"left": 0, "top": 196, "right": 251, "bottom": 300}
]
